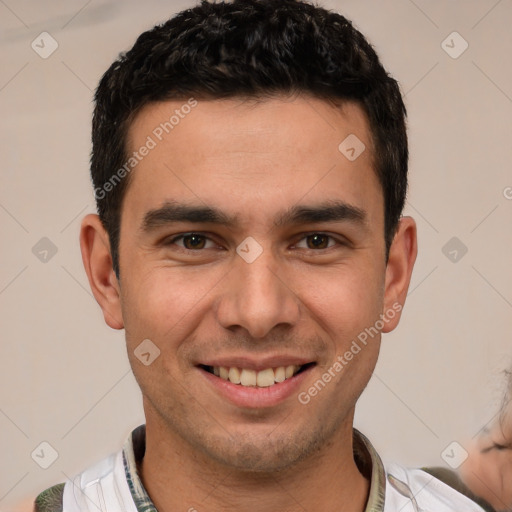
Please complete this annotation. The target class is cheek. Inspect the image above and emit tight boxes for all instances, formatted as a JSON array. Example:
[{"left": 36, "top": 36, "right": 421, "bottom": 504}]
[
  {"left": 120, "top": 269, "right": 202, "bottom": 344},
  {"left": 120, "top": 265, "right": 231, "bottom": 363},
  {"left": 463, "top": 453, "right": 507, "bottom": 506},
  {"left": 495, "top": 452, "right": 512, "bottom": 504},
  {"left": 295, "top": 262, "right": 384, "bottom": 339}
]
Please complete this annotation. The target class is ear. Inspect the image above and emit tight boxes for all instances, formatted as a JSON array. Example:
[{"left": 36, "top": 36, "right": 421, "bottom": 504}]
[
  {"left": 79, "top": 214, "right": 124, "bottom": 330},
  {"left": 381, "top": 216, "right": 417, "bottom": 333}
]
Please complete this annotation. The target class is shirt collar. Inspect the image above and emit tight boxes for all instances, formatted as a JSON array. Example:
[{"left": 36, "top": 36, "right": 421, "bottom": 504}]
[
  {"left": 353, "top": 429, "right": 387, "bottom": 511},
  {"left": 122, "top": 424, "right": 387, "bottom": 512}
]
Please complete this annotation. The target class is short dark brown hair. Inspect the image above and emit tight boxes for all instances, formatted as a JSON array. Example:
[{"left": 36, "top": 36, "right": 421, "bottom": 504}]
[{"left": 91, "top": 0, "right": 408, "bottom": 277}]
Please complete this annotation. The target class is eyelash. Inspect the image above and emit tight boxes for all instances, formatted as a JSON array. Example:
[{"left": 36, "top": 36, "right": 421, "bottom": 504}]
[
  {"left": 491, "top": 442, "right": 511, "bottom": 451},
  {"left": 165, "top": 232, "right": 345, "bottom": 252}
]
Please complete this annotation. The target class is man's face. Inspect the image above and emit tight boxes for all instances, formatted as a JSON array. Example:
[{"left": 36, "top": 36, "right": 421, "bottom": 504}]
[{"left": 115, "top": 96, "right": 397, "bottom": 471}]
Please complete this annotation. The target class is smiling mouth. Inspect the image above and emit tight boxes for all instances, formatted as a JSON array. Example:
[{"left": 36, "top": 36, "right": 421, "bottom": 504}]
[{"left": 199, "top": 363, "right": 315, "bottom": 388}]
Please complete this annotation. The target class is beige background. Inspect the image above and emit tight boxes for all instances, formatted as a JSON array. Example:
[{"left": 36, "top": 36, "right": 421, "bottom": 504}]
[{"left": 1, "top": 0, "right": 511, "bottom": 508}]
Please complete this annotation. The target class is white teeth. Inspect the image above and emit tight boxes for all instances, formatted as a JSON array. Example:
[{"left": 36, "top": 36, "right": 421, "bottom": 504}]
[
  {"left": 240, "top": 369, "right": 257, "bottom": 386},
  {"left": 210, "top": 365, "right": 304, "bottom": 387},
  {"left": 228, "top": 367, "right": 241, "bottom": 384},
  {"left": 274, "top": 366, "right": 286, "bottom": 383},
  {"left": 256, "top": 368, "right": 275, "bottom": 387}
]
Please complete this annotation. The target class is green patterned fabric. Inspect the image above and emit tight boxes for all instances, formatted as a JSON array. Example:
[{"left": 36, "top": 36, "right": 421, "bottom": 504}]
[
  {"left": 34, "top": 482, "right": 65, "bottom": 512},
  {"left": 32, "top": 424, "right": 388, "bottom": 512}
]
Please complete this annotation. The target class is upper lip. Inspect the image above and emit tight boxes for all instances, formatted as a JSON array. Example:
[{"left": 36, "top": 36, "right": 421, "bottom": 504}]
[{"left": 197, "top": 356, "right": 315, "bottom": 372}]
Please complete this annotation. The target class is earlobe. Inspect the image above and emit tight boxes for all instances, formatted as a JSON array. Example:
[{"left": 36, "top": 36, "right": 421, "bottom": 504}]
[
  {"left": 80, "top": 213, "right": 124, "bottom": 330},
  {"left": 381, "top": 216, "right": 418, "bottom": 333}
]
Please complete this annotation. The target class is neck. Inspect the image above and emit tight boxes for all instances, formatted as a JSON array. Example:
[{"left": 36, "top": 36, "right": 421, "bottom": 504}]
[{"left": 139, "top": 416, "right": 370, "bottom": 512}]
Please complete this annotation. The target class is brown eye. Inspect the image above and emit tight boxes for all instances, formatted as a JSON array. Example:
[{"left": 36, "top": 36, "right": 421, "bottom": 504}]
[
  {"left": 167, "top": 233, "right": 216, "bottom": 251},
  {"left": 295, "top": 233, "right": 338, "bottom": 250},
  {"left": 306, "top": 234, "right": 330, "bottom": 249},
  {"left": 182, "top": 234, "right": 206, "bottom": 250}
]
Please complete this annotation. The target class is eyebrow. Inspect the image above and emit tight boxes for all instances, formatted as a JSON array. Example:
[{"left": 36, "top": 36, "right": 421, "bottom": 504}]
[{"left": 141, "top": 199, "right": 367, "bottom": 232}]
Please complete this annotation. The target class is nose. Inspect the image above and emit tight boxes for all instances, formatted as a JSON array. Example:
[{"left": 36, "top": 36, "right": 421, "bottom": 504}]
[{"left": 215, "top": 249, "right": 301, "bottom": 339}]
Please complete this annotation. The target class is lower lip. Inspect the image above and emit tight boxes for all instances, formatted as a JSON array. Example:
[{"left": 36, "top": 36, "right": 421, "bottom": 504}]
[{"left": 199, "top": 366, "right": 314, "bottom": 409}]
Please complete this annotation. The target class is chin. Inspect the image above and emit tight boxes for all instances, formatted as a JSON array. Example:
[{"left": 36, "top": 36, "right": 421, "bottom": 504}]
[
  {"left": 207, "top": 443, "right": 307, "bottom": 473},
  {"left": 196, "top": 424, "right": 332, "bottom": 474}
]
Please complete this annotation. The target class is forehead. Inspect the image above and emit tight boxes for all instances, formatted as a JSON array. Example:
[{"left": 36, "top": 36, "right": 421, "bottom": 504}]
[
  {"left": 122, "top": 95, "right": 382, "bottom": 230},
  {"left": 127, "top": 94, "right": 372, "bottom": 157}
]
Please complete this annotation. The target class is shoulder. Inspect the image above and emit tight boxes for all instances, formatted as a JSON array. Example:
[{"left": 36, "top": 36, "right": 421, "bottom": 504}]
[
  {"left": 422, "top": 466, "right": 496, "bottom": 512},
  {"left": 384, "top": 462, "right": 488, "bottom": 511},
  {"left": 34, "top": 482, "right": 65, "bottom": 512},
  {"left": 31, "top": 452, "right": 121, "bottom": 512},
  {"left": 31, "top": 451, "right": 121, "bottom": 512}
]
